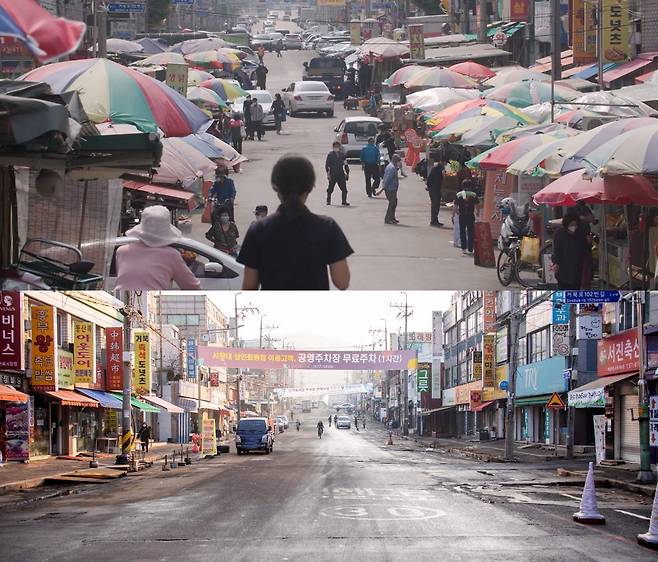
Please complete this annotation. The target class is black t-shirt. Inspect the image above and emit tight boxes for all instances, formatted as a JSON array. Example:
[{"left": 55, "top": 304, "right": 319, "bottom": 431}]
[
  {"left": 455, "top": 194, "right": 478, "bottom": 220},
  {"left": 237, "top": 206, "right": 354, "bottom": 290}
]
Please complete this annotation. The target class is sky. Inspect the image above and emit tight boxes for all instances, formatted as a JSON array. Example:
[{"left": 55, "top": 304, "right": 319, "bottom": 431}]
[{"left": 204, "top": 291, "right": 454, "bottom": 386}]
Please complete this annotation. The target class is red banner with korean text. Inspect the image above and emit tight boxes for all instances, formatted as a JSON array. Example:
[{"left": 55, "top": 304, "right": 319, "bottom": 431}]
[
  {"left": 105, "top": 327, "right": 124, "bottom": 391},
  {"left": 31, "top": 305, "right": 57, "bottom": 390},
  {"left": 0, "top": 291, "right": 22, "bottom": 369},
  {"left": 597, "top": 329, "right": 640, "bottom": 376}
]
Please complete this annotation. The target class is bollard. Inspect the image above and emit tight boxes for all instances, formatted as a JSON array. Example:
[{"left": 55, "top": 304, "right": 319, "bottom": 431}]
[
  {"left": 185, "top": 447, "right": 191, "bottom": 465},
  {"left": 170, "top": 449, "right": 178, "bottom": 469},
  {"left": 162, "top": 455, "right": 169, "bottom": 471},
  {"left": 89, "top": 449, "right": 99, "bottom": 469}
]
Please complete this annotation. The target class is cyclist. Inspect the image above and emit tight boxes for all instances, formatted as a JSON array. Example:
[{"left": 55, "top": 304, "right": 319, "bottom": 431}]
[{"left": 317, "top": 420, "right": 324, "bottom": 439}]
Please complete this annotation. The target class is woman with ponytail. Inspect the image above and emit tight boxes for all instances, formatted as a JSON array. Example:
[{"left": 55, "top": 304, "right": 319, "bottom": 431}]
[{"left": 237, "top": 154, "right": 353, "bottom": 290}]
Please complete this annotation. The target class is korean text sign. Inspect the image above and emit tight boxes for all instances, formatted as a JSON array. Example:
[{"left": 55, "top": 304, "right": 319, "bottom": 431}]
[
  {"left": 603, "top": 0, "right": 629, "bottom": 62},
  {"left": 408, "top": 24, "right": 425, "bottom": 59},
  {"left": 187, "top": 338, "right": 197, "bottom": 380},
  {"left": 201, "top": 418, "right": 217, "bottom": 456},
  {"left": 133, "top": 331, "right": 151, "bottom": 394},
  {"left": 105, "top": 327, "right": 124, "bottom": 391},
  {"left": 58, "top": 350, "right": 74, "bottom": 390},
  {"left": 196, "top": 347, "right": 418, "bottom": 371},
  {"left": 74, "top": 321, "right": 95, "bottom": 384},
  {"left": 482, "top": 334, "right": 496, "bottom": 387},
  {"left": 31, "top": 305, "right": 57, "bottom": 390},
  {"left": 417, "top": 362, "right": 430, "bottom": 393},
  {"left": 597, "top": 328, "right": 639, "bottom": 376},
  {"left": 0, "top": 291, "right": 22, "bottom": 369}
]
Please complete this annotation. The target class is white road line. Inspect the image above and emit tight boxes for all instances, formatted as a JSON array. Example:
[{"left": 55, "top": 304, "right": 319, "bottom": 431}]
[
  {"left": 614, "top": 509, "right": 651, "bottom": 521},
  {"left": 560, "top": 493, "right": 582, "bottom": 501}
]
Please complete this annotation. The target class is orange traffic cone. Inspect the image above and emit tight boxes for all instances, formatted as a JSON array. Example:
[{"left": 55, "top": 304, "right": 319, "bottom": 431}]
[
  {"left": 637, "top": 478, "right": 658, "bottom": 550},
  {"left": 387, "top": 432, "right": 394, "bottom": 446},
  {"left": 573, "top": 462, "right": 605, "bottom": 524}
]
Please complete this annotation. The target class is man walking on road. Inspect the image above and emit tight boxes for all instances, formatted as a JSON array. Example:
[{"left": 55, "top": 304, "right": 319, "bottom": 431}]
[
  {"left": 453, "top": 179, "right": 479, "bottom": 255},
  {"left": 427, "top": 157, "right": 446, "bottom": 227},
  {"left": 382, "top": 154, "right": 401, "bottom": 224},
  {"left": 360, "top": 137, "right": 381, "bottom": 198},
  {"left": 354, "top": 415, "right": 359, "bottom": 431},
  {"left": 255, "top": 63, "right": 268, "bottom": 90},
  {"left": 325, "top": 141, "right": 350, "bottom": 206},
  {"left": 249, "top": 100, "right": 265, "bottom": 141},
  {"left": 243, "top": 95, "right": 253, "bottom": 141},
  {"left": 328, "top": 415, "right": 332, "bottom": 427}
]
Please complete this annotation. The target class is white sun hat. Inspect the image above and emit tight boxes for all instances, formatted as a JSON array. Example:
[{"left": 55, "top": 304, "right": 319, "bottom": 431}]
[{"left": 125, "top": 205, "right": 182, "bottom": 247}]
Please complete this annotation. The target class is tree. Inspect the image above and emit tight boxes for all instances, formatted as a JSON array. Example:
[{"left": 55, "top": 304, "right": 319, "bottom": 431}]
[
  {"left": 148, "top": 0, "right": 171, "bottom": 32},
  {"left": 409, "top": 0, "right": 444, "bottom": 15}
]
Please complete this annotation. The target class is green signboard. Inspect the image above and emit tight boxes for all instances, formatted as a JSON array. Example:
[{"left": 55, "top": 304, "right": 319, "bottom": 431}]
[{"left": 417, "top": 362, "right": 431, "bottom": 393}]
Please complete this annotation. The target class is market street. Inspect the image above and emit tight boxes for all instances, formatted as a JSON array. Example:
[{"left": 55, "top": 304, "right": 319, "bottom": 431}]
[
  {"left": 0, "top": 406, "right": 654, "bottom": 562},
  {"left": 190, "top": 48, "right": 499, "bottom": 290}
]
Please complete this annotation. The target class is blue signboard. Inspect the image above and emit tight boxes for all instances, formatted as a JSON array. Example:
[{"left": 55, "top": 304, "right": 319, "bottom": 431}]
[
  {"left": 516, "top": 356, "right": 568, "bottom": 398},
  {"left": 107, "top": 2, "right": 145, "bottom": 13},
  {"left": 499, "top": 380, "right": 509, "bottom": 391},
  {"left": 171, "top": 0, "right": 194, "bottom": 4},
  {"left": 186, "top": 339, "right": 197, "bottom": 380},
  {"left": 552, "top": 291, "right": 570, "bottom": 325},
  {"left": 563, "top": 290, "right": 621, "bottom": 304}
]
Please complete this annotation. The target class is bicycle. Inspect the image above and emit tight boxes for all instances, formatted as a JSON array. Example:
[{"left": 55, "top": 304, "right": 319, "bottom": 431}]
[{"left": 497, "top": 234, "right": 552, "bottom": 288}]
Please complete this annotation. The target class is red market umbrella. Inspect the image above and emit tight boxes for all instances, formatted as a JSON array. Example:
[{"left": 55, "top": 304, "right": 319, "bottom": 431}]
[
  {"left": 533, "top": 171, "right": 658, "bottom": 206},
  {"left": 449, "top": 61, "right": 496, "bottom": 81}
]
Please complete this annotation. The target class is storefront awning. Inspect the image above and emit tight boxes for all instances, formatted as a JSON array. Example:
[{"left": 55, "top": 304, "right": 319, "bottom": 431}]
[
  {"left": 574, "top": 62, "right": 619, "bottom": 80},
  {"left": 514, "top": 394, "right": 555, "bottom": 407},
  {"left": 603, "top": 58, "right": 655, "bottom": 87},
  {"left": 109, "top": 393, "right": 160, "bottom": 413},
  {"left": 142, "top": 394, "right": 184, "bottom": 414},
  {"left": 0, "top": 384, "right": 29, "bottom": 403},
  {"left": 44, "top": 389, "right": 99, "bottom": 407},
  {"left": 568, "top": 372, "right": 637, "bottom": 408},
  {"left": 175, "top": 397, "right": 221, "bottom": 412},
  {"left": 472, "top": 400, "right": 495, "bottom": 413},
  {"left": 76, "top": 388, "right": 123, "bottom": 409},
  {"left": 420, "top": 405, "right": 456, "bottom": 416}
]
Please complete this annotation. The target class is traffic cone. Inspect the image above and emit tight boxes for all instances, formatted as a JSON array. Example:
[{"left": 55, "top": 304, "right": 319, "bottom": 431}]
[
  {"left": 637, "top": 478, "right": 658, "bottom": 550},
  {"left": 573, "top": 462, "right": 605, "bottom": 524},
  {"left": 387, "top": 432, "right": 394, "bottom": 446}
]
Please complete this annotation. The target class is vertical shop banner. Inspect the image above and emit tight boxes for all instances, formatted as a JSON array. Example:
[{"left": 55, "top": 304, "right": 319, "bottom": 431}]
[
  {"left": 432, "top": 311, "right": 444, "bottom": 361},
  {"left": 105, "top": 327, "right": 124, "bottom": 392},
  {"left": 31, "top": 305, "right": 57, "bottom": 390},
  {"left": 0, "top": 291, "right": 22, "bottom": 369},
  {"left": 510, "top": 0, "right": 529, "bottom": 21},
  {"left": 4, "top": 398, "right": 31, "bottom": 461},
  {"left": 201, "top": 418, "right": 217, "bottom": 456},
  {"left": 133, "top": 331, "right": 151, "bottom": 394},
  {"left": 552, "top": 291, "right": 570, "bottom": 324},
  {"left": 482, "top": 291, "right": 497, "bottom": 332},
  {"left": 57, "top": 350, "right": 74, "bottom": 390},
  {"left": 602, "top": 0, "right": 629, "bottom": 62},
  {"left": 417, "top": 362, "right": 430, "bottom": 393},
  {"left": 649, "top": 396, "right": 658, "bottom": 447},
  {"left": 472, "top": 350, "right": 483, "bottom": 380},
  {"left": 408, "top": 24, "right": 425, "bottom": 59},
  {"left": 482, "top": 334, "right": 496, "bottom": 387},
  {"left": 572, "top": 0, "right": 597, "bottom": 64},
  {"left": 187, "top": 338, "right": 197, "bottom": 379},
  {"left": 350, "top": 20, "right": 361, "bottom": 45},
  {"left": 73, "top": 321, "right": 94, "bottom": 384},
  {"left": 165, "top": 63, "right": 188, "bottom": 95}
]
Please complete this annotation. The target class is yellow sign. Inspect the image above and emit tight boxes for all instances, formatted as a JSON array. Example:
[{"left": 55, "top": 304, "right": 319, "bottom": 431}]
[
  {"left": 603, "top": 0, "right": 630, "bottom": 62},
  {"left": 73, "top": 321, "right": 94, "bottom": 384},
  {"left": 483, "top": 366, "right": 508, "bottom": 401},
  {"left": 133, "top": 331, "right": 151, "bottom": 395},
  {"left": 408, "top": 24, "right": 425, "bottom": 60},
  {"left": 201, "top": 418, "right": 217, "bottom": 456},
  {"left": 350, "top": 20, "right": 361, "bottom": 46},
  {"left": 57, "top": 350, "right": 74, "bottom": 390},
  {"left": 31, "top": 305, "right": 57, "bottom": 390},
  {"left": 165, "top": 63, "right": 189, "bottom": 96},
  {"left": 546, "top": 392, "right": 567, "bottom": 409},
  {"left": 472, "top": 350, "right": 482, "bottom": 380},
  {"left": 482, "top": 333, "right": 496, "bottom": 387},
  {"left": 317, "top": 0, "right": 346, "bottom": 5}
]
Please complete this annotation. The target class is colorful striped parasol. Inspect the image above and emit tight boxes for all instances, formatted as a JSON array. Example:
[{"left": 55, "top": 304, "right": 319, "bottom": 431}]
[
  {"left": 199, "top": 78, "right": 248, "bottom": 101},
  {"left": 484, "top": 80, "right": 580, "bottom": 108},
  {"left": 404, "top": 66, "right": 478, "bottom": 89},
  {"left": 448, "top": 61, "right": 496, "bottom": 81},
  {"left": 184, "top": 50, "right": 241, "bottom": 70},
  {"left": 187, "top": 69, "right": 215, "bottom": 86},
  {"left": 132, "top": 52, "right": 187, "bottom": 67},
  {"left": 384, "top": 65, "right": 427, "bottom": 86},
  {"left": 187, "top": 86, "right": 228, "bottom": 111}
]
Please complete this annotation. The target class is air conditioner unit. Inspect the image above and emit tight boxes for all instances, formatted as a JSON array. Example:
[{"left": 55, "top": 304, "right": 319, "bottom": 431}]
[{"left": 580, "top": 116, "right": 618, "bottom": 131}]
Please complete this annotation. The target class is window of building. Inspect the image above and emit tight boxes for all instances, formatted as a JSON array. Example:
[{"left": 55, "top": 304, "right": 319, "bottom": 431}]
[
  {"left": 517, "top": 336, "right": 527, "bottom": 366},
  {"left": 528, "top": 327, "right": 551, "bottom": 363}
]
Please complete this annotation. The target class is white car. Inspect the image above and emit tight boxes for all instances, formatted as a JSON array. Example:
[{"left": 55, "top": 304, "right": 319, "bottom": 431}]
[
  {"left": 334, "top": 116, "right": 383, "bottom": 158},
  {"left": 284, "top": 33, "right": 303, "bottom": 50},
  {"left": 336, "top": 416, "right": 351, "bottom": 429},
  {"left": 233, "top": 90, "right": 276, "bottom": 128},
  {"left": 282, "top": 81, "right": 334, "bottom": 117},
  {"left": 103, "top": 236, "right": 244, "bottom": 290}
]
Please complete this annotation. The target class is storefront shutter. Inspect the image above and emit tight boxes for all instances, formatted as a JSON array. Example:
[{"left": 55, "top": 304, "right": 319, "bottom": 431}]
[{"left": 620, "top": 394, "right": 641, "bottom": 463}]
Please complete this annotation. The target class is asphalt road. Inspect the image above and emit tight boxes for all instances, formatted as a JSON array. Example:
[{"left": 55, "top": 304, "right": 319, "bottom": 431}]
[
  {"left": 190, "top": 48, "right": 500, "bottom": 289},
  {"left": 0, "top": 407, "right": 654, "bottom": 561}
]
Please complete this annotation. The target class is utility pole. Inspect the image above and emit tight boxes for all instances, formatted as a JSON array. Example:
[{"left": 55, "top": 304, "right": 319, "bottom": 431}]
[
  {"left": 504, "top": 291, "right": 521, "bottom": 461},
  {"left": 477, "top": 0, "right": 487, "bottom": 42},
  {"left": 565, "top": 303, "right": 576, "bottom": 459},
  {"left": 636, "top": 291, "right": 655, "bottom": 483},
  {"left": 391, "top": 292, "right": 413, "bottom": 436},
  {"left": 597, "top": 0, "right": 604, "bottom": 90},
  {"left": 117, "top": 291, "right": 132, "bottom": 465},
  {"left": 527, "top": 0, "right": 535, "bottom": 67},
  {"left": 97, "top": 3, "right": 107, "bottom": 58},
  {"left": 550, "top": 0, "right": 561, "bottom": 80},
  {"left": 233, "top": 292, "right": 259, "bottom": 424}
]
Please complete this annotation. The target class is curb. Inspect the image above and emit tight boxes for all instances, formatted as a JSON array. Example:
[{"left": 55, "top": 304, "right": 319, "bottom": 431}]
[{"left": 559, "top": 469, "right": 656, "bottom": 498}]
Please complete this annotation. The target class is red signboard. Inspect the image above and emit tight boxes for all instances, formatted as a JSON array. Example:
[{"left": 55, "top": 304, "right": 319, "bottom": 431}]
[
  {"left": 0, "top": 291, "right": 22, "bottom": 369},
  {"left": 482, "top": 291, "right": 497, "bottom": 332},
  {"left": 470, "top": 389, "right": 482, "bottom": 410},
  {"left": 510, "top": 0, "right": 529, "bottom": 21},
  {"left": 597, "top": 329, "right": 640, "bottom": 376},
  {"left": 105, "top": 327, "right": 124, "bottom": 391}
]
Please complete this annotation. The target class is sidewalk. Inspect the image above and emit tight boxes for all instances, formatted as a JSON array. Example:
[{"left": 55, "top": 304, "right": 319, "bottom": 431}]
[{"left": 370, "top": 420, "right": 657, "bottom": 497}]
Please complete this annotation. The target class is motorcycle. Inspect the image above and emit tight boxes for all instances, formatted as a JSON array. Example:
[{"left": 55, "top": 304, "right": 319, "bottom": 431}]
[{"left": 498, "top": 197, "right": 534, "bottom": 251}]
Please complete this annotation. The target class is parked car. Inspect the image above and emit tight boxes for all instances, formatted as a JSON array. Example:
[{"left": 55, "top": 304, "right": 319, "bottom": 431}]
[
  {"left": 252, "top": 33, "right": 277, "bottom": 50},
  {"left": 236, "top": 417, "right": 274, "bottom": 454},
  {"left": 276, "top": 415, "right": 289, "bottom": 429},
  {"left": 284, "top": 33, "right": 303, "bottom": 50},
  {"left": 282, "top": 81, "right": 335, "bottom": 117},
  {"left": 336, "top": 415, "right": 352, "bottom": 429},
  {"left": 233, "top": 89, "right": 276, "bottom": 128},
  {"left": 101, "top": 236, "right": 244, "bottom": 290},
  {"left": 334, "top": 116, "right": 383, "bottom": 158}
]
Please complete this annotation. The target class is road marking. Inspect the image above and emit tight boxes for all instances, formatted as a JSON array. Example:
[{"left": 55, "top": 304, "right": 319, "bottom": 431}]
[
  {"left": 320, "top": 504, "right": 445, "bottom": 521},
  {"left": 614, "top": 509, "right": 650, "bottom": 521},
  {"left": 560, "top": 493, "right": 582, "bottom": 501}
]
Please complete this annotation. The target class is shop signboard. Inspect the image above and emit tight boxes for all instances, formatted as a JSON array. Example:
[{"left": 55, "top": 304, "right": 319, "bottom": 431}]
[
  {"left": 472, "top": 350, "right": 482, "bottom": 380},
  {"left": 482, "top": 334, "right": 495, "bottom": 387},
  {"left": 201, "top": 418, "right": 217, "bottom": 456},
  {"left": 569, "top": 385, "right": 606, "bottom": 408},
  {"left": 597, "top": 328, "right": 639, "bottom": 376},
  {"left": 0, "top": 291, "right": 22, "bottom": 369},
  {"left": 602, "top": 0, "right": 630, "bottom": 62},
  {"left": 470, "top": 389, "right": 482, "bottom": 410},
  {"left": 456, "top": 381, "right": 481, "bottom": 404},
  {"left": 482, "top": 291, "right": 496, "bottom": 332},
  {"left": 165, "top": 64, "right": 188, "bottom": 96},
  {"left": 577, "top": 313, "right": 603, "bottom": 340},
  {"left": 31, "top": 305, "right": 57, "bottom": 391},
  {"left": 57, "top": 350, "right": 74, "bottom": 390},
  {"left": 552, "top": 324, "right": 570, "bottom": 356},
  {"left": 349, "top": 21, "right": 361, "bottom": 46},
  {"left": 105, "top": 327, "right": 124, "bottom": 392},
  {"left": 552, "top": 291, "right": 570, "bottom": 324},
  {"left": 186, "top": 338, "right": 197, "bottom": 379},
  {"left": 417, "top": 362, "right": 430, "bottom": 393},
  {"left": 572, "top": 0, "right": 597, "bottom": 64},
  {"left": 516, "top": 356, "right": 568, "bottom": 397},
  {"left": 650, "top": 396, "right": 658, "bottom": 447},
  {"left": 73, "top": 321, "right": 94, "bottom": 384},
  {"left": 510, "top": 0, "right": 529, "bottom": 22},
  {"left": 484, "top": 365, "right": 508, "bottom": 401},
  {"left": 408, "top": 24, "right": 425, "bottom": 59},
  {"left": 442, "top": 387, "right": 456, "bottom": 406},
  {"left": 133, "top": 331, "right": 151, "bottom": 394}
]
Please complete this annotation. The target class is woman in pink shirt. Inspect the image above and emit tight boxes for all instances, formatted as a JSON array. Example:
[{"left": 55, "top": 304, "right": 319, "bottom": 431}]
[{"left": 115, "top": 205, "right": 201, "bottom": 290}]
